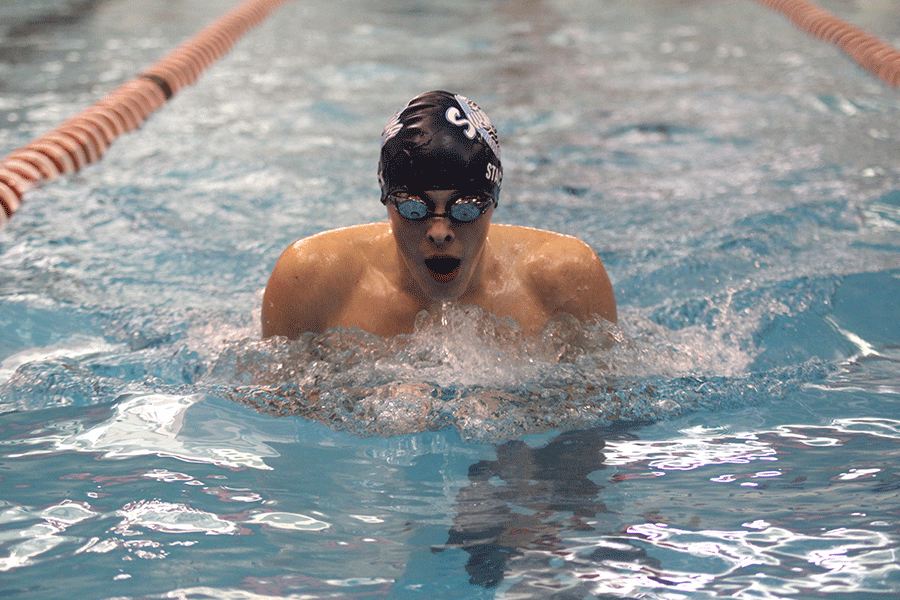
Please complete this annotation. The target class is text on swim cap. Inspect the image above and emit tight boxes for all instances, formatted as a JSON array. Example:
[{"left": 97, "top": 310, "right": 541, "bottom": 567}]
[
  {"left": 445, "top": 107, "right": 477, "bottom": 139},
  {"left": 454, "top": 94, "right": 501, "bottom": 159},
  {"left": 486, "top": 163, "right": 501, "bottom": 184}
]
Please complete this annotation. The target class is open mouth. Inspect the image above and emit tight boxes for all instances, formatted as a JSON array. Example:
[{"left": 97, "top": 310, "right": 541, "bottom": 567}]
[{"left": 424, "top": 256, "right": 462, "bottom": 283}]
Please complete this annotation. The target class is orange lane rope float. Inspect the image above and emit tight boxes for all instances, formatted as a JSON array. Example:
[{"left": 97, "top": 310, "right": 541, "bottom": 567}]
[
  {"left": 755, "top": 0, "right": 900, "bottom": 86},
  {"left": 0, "top": 0, "right": 289, "bottom": 226}
]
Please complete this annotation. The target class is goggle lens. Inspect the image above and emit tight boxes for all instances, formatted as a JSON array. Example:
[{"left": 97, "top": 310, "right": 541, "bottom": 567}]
[
  {"left": 391, "top": 195, "right": 491, "bottom": 223},
  {"left": 396, "top": 200, "right": 429, "bottom": 220},
  {"left": 450, "top": 201, "right": 483, "bottom": 222}
]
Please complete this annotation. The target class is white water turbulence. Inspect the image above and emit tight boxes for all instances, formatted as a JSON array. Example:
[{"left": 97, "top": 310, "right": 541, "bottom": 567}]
[{"left": 204, "top": 288, "right": 817, "bottom": 442}]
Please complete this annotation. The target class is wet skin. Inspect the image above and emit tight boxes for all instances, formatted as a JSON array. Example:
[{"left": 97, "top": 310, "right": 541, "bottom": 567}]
[{"left": 261, "top": 190, "right": 616, "bottom": 339}]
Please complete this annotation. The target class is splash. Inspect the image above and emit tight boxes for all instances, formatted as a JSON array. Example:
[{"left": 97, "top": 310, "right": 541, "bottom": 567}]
[
  {"left": 205, "top": 296, "right": 804, "bottom": 441},
  {"left": 0, "top": 285, "right": 828, "bottom": 440}
]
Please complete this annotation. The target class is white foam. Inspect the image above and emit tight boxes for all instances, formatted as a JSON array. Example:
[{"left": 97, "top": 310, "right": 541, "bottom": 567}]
[{"left": 0, "top": 335, "right": 120, "bottom": 386}]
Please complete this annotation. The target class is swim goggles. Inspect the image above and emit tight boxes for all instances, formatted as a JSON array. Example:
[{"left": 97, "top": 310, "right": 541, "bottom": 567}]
[{"left": 387, "top": 192, "right": 494, "bottom": 223}]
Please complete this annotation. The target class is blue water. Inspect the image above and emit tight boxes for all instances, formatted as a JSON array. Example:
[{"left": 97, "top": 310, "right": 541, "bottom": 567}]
[{"left": 2, "top": 0, "right": 900, "bottom": 598}]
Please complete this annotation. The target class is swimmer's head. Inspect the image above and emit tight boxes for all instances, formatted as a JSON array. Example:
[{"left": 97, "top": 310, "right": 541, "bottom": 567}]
[{"left": 379, "top": 91, "right": 502, "bottom": 205}]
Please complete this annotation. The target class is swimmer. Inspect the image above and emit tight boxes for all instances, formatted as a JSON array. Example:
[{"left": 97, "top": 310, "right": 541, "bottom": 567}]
[{"left": 261, "top": 90, "right": 616, "bottom": 339}]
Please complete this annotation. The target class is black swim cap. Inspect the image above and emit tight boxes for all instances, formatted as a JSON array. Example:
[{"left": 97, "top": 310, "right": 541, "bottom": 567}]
[{"left": 379, "top": 91, "right": 502, "bottom": 204}]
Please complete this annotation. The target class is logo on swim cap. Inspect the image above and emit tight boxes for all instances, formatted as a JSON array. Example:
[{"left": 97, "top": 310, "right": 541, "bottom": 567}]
[{"left": 451, "top": 94, "right": 501, "bottom": 160}]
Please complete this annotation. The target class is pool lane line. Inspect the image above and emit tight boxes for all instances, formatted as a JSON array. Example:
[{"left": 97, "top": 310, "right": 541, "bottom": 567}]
[
  {"left": 0, "top": 0, "right": 289, "bottom": 227},
  {"left": 755, "top": 0, "right": 900, "bottom": 87}
]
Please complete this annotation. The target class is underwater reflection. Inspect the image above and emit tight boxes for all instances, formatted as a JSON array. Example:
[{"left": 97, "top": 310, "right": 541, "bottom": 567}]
[
  {"left": 439, "top": 424, "right": 650, "bottom": 588},
  {"left": 490, "top": 420, "right": 900, "bottom": 598}
]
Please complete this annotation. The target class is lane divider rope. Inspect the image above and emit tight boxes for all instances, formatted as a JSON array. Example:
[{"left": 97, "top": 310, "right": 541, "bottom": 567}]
[
  {"left": 755, "top": 0, "right": 900, "bottom": 87},
  {"left": 0, "top": 0, "right": 289, "bottom": 227}
]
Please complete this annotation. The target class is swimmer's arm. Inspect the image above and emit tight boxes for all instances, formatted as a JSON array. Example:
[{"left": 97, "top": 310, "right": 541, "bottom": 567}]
[
  {"left": 532, "top": 237, "right": 617, "bottom": 324},
  {"left": 261, "top": 241, "right": 348, "bottom": 339}
]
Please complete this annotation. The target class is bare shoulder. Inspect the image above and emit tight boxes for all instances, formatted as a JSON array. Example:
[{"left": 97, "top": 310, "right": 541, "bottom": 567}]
[
  {"left": 490, "top": 224, "right": 617, "bottom": 324},
  {"left": 287, "top": 222, "right": 391, "bottom": 255},
  {"left": 270, "top": 223, "right": 389, "bottom": 286},
  {"left": 261, "top": 223, "right": 392, "bottom": 338},
  {"left": 489, "top": 223, "right": 588, "bottom": 248}
]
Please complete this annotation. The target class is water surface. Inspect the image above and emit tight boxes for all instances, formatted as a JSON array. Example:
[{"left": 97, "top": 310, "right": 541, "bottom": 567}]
[{"left": 1, "top": 0, "right": 899, "bottom": 598}]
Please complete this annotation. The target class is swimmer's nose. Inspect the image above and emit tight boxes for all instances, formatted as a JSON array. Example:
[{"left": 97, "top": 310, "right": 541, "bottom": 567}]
[{"left": 427, "top": 216, "right": 454, "bottom": 246}]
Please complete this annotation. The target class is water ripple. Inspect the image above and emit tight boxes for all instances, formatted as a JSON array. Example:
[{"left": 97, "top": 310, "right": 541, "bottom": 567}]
[
  {"left": 7, "top": 393, "right": 279, "bottom": 470},
  {"left": 114, "top": 499, "right": 237, "bottom": 536}
]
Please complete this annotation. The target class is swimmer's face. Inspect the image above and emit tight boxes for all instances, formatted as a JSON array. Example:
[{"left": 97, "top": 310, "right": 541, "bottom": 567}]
[{"left": 388, "top": 189, "right": 493, "bottom": 302}]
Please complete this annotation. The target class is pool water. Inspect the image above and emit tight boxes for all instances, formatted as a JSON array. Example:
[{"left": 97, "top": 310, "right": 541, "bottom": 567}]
[{"left": 2, "top": 0, "right": 900, "bottom": 598}]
